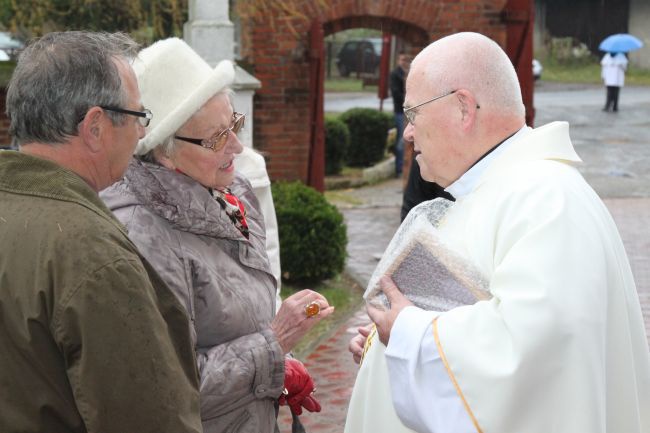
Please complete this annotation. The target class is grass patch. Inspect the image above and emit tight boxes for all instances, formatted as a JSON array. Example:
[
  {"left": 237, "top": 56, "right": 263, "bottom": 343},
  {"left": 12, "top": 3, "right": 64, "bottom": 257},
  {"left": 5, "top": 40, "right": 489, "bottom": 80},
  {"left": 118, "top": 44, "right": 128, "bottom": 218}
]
[
  {"left": 280, "top": 272, "right": 364, "bottom": 359},
  {"left": 324, "top": 166, "right": 368, "bottom": 195},
  {"left": 540, "top": 57, "right": 650, "bottom": 86},
  {"left": 340, "top": 166, "right": 364, "bottom": 177},
  {"left": 0, "top": 61, "right": 16, "bottom": 87},
  {"left": 324, "top": 111, "right": 341, "bottom": 120},
  {"left": 626, "top": 67, "right": 650, "bottom": 86},
  {"left": 325, "top": 76, "right": 377, "bottom": 92},
  {"left": 541, "top": 61, "right": 601, "bottom": 84},
  {"left": 326, "top": 59, "right": 650, "bottom": 88},
  {"left": 324, "top": 190, "right": 364, "bottom": 206}
]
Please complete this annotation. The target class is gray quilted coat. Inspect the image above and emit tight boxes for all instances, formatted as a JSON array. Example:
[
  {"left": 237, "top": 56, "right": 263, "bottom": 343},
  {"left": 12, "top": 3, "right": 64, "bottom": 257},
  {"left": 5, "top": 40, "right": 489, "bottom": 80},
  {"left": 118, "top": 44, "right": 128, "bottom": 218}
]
[{"left": 101, "top": 159, "right": 285, "bottom": 433}]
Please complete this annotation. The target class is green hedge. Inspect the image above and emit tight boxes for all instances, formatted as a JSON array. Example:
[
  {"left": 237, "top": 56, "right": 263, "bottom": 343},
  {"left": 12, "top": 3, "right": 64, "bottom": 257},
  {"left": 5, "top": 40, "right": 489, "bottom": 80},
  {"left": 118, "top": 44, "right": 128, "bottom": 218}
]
[
  {"left": 324, "top": 116, "right": 350, "bottom": 175},
  {"left": 0, "top": 61, "right": 16, "bottom": 88},
  {"left": 272, "top": 181, "right": 347, "bottom": 284},
  {"left": 339, "top": 108, "right": 392, "bottom": 167}
]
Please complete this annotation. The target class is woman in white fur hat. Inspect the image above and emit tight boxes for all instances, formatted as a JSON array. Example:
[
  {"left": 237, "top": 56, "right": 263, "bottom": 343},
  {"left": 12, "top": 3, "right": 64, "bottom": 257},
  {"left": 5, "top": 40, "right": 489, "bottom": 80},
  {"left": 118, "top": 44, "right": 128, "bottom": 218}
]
[{"left": 100, "top": 38, "right": 331, "bottom": 433}]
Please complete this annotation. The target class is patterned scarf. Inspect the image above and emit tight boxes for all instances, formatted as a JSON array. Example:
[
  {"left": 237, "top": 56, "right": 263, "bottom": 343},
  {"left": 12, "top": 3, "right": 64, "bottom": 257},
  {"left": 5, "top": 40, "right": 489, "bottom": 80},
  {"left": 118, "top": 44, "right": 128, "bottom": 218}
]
[{"left": 212, "top": 188, "right": 249, "bottom": 239}]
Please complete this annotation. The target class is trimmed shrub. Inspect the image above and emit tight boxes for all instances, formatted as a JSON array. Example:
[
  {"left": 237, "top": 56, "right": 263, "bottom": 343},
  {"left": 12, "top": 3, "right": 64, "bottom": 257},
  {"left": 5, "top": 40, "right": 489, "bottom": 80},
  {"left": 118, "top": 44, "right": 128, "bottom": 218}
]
[
  {"left": 339, "top": 108, "right": 392, "bottom": 167},
  {"left": 324, "top": 116, "right": 350, "bottom": 175},
  {"left": 272, "top": 181, "right": 347, "bottom": 285}
]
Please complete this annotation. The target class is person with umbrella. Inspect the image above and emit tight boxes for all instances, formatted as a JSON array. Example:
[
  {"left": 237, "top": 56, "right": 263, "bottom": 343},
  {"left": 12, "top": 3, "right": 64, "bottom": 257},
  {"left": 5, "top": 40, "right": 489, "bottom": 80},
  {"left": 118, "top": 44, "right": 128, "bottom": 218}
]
[
  {"left": 598, "top": 33, "right": 644, "bottom": 112},
  {"left": 600, "top": 51, "right": 627, "bottom": 112}
]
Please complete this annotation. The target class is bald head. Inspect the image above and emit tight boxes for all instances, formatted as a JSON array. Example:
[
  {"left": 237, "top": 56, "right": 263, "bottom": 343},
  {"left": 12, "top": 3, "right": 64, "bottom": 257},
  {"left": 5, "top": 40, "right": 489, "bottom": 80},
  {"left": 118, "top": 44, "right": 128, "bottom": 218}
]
[
  {"left": 412, "top": 32, "right": 525, "bottom": 119},
  {"left": 403, "top": 32, "right": 526, "bottom": 187}
]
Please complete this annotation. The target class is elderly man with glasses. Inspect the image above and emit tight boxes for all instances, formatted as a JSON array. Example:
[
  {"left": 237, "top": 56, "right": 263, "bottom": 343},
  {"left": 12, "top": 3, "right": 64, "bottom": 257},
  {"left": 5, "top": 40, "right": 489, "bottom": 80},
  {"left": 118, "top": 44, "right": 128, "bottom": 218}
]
[
  {"left": 0, "top": 31, "right": 202, "bottom": 432},
  {"left": 346, "top": 32, "right": 650, "bottom": 433}
]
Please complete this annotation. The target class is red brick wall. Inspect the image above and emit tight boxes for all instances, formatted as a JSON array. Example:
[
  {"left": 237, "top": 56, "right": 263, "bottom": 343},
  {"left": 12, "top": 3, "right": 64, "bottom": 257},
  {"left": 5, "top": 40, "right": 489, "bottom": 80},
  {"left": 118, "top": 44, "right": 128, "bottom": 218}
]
[
  {"left": 0, "top": 88, "right": 10, "bottom": 147},
  {"left": 241, "top": 0, "right": 509, "bottom": 182}
]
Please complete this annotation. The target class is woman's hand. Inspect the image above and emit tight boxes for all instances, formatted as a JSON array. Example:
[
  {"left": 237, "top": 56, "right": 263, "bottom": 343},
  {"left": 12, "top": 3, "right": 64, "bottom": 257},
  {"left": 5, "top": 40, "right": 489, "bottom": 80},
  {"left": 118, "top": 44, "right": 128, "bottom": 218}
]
[
  {"left": 271, "top": 289, "right": 334, "bottom": 354},
  {"left": 279, "top": 358, "right": 321, "bottom": 415},
  {"left": 348, "top": 322, "right": 373, "bottom": 364}
]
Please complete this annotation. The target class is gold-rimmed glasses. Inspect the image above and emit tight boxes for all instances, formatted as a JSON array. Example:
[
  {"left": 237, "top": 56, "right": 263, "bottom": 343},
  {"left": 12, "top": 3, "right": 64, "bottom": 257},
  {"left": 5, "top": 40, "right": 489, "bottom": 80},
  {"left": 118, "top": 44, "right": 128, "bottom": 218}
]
[{"left": 174, "top": 112, "right": 245, "bottom": 152}]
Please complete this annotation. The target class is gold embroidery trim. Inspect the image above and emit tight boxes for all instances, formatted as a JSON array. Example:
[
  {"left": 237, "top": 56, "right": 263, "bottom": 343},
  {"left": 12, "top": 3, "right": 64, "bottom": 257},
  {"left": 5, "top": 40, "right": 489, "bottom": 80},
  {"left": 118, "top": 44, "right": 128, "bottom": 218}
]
[
  {"left": 433, "top": 317, "right": 484, "bottom": 433},
  {"left": 358, "top": 324, "right": 377, "bottom": 367}
]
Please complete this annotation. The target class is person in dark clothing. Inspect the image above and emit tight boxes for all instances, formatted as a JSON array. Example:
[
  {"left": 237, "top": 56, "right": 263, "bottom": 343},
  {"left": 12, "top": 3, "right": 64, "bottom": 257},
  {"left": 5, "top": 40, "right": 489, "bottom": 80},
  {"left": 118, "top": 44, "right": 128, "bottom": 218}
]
[
  {"left": 400, "top": 155, "right": 454, "bottom": 221},
  {"left": 390, "top": 52, "right": 411, "bottom": 177}
]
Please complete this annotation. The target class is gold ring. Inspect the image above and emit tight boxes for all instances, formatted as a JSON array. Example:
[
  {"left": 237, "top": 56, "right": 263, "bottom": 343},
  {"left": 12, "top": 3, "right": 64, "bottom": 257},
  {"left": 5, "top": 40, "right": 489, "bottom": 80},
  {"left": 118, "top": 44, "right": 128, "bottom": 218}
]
[{"left": 305, "top": 301, "right": 320, "bottom": 318}]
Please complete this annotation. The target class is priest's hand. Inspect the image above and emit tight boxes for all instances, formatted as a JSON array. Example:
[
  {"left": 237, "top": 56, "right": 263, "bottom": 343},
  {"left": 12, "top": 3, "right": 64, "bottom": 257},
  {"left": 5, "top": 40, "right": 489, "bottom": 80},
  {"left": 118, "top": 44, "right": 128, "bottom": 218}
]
[
  {"left": 367, "top": 276, "right": 413, "bottom": 346},
  {"left": 348, "top": 322, "right": 373, "bottom": 364}
]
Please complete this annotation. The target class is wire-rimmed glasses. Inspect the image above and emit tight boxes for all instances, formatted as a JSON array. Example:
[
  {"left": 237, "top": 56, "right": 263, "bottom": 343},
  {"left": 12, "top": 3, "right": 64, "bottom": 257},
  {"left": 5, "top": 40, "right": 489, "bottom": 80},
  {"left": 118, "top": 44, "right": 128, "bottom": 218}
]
[
  {"left": 174, "top": 112, "right": 245, "bottom": 152},
  {"left": 403, "top": 90, "right": 457, "bottom": 124}
]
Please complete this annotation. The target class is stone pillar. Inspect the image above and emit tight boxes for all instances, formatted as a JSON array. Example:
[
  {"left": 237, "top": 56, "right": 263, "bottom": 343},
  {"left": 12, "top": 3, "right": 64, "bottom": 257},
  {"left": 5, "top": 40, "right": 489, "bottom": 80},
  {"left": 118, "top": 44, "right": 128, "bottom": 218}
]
[
  {"left": 184, "top": 0, "right": 233, "bottom": 65},
  {"left": 230, "top": 70, "right": 260, "bottom": 150},
  {"left": 184, "top": 0, "right": 260, "bottom": 148}
]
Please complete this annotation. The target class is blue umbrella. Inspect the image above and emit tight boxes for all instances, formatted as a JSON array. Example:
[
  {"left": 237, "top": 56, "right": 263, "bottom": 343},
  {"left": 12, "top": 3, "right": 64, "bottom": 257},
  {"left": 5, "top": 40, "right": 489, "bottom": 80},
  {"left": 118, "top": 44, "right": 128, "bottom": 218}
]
[{"left": 599, "top": 33, "right": 644, "bottom": 53}]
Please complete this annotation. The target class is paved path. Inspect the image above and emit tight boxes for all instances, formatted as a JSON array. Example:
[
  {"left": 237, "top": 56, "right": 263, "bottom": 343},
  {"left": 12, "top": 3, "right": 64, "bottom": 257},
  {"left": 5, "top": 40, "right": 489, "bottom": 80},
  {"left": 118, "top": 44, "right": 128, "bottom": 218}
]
[{"left": 279, "top": 83, "right": 650, "bottom": 432}]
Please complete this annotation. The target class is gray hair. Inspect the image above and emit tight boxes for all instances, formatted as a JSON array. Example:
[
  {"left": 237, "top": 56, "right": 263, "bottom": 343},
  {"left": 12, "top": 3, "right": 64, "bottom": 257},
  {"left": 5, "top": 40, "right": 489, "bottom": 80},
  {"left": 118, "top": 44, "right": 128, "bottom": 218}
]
[
  {"left": 141, "top": 88, "right": 235, "bottom": 162},
  {"left": 6, "top": 31, "right": 140, "bottom": 146}
]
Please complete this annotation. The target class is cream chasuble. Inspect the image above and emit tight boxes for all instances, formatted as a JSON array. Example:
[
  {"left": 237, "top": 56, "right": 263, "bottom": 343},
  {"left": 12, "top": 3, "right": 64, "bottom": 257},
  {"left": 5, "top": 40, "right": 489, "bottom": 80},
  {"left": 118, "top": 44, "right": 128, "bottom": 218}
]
[{"left": 345, "top": 122, "right": 650, "bottom": 433}]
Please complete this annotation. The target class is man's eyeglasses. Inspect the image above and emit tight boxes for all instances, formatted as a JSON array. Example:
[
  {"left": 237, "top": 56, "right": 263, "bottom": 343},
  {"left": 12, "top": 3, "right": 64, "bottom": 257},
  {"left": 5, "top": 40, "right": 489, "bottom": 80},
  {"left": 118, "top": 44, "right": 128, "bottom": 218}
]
[
  {"left": 101, "top": 106, "right": 152, "bottom": 127},
  {"left": 403, "top": 90, "right": 480, "bottom": 125},
  {"left": 174, "top": 112, "right": 245, "bottom": 152},
  {"left": 403, "top": 90, "right": 457, "bottom": 124}
]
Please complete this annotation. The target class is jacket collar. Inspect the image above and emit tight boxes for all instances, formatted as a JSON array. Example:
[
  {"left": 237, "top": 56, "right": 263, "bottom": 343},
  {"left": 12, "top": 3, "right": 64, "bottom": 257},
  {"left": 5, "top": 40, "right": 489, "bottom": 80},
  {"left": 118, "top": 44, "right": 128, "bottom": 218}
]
[
  {"left": 0, "top": 151, "right": 126, "bottom": 235},
  {"left": 117, "top": 158, "right": 243, "bottom": 240}
]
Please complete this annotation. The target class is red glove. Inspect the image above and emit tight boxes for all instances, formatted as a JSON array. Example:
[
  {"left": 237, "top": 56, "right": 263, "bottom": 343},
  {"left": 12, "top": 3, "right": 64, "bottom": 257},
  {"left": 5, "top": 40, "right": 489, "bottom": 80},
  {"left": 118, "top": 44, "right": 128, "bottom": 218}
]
[{"left": 278, "top": 358, "right": 321, "bottom": 415}]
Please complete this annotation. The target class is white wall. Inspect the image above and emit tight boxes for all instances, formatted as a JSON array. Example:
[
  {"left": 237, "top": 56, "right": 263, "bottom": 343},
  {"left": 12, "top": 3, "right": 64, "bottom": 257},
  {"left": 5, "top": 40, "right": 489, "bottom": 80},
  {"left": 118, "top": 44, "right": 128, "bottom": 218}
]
[{"left": 629, "top": 0, "right": 650, "bottom": 69}]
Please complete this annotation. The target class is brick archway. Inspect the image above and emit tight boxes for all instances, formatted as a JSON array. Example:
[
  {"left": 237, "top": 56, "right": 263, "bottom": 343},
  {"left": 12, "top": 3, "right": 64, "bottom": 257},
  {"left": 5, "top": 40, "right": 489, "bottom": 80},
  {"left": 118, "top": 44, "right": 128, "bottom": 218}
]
[
  {"left": 323, "top": 16, "right": 429, "bottom": 47},
  {"left": 242, "top": 0, "right": 513, "bottom": 183}
]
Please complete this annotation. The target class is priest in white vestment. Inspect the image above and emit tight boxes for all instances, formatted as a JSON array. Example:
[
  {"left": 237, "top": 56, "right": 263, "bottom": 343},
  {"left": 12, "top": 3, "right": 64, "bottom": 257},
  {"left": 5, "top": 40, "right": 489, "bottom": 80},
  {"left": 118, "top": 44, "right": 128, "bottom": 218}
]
[{"left": 345, "top": 32, "right": 650, "bottom": 433}]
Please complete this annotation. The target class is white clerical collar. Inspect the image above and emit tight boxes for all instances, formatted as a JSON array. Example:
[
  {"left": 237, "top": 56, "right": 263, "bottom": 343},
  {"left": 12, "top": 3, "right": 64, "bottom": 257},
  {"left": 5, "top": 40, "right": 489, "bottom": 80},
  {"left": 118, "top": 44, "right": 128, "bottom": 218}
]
[{"left": 446, "top": 125, "right": 531, "bottom": 199}]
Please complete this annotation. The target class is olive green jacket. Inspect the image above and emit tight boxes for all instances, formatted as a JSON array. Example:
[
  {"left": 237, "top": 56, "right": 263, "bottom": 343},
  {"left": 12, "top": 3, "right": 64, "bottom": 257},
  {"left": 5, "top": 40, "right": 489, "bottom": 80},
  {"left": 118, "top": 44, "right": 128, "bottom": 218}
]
[{"left": 0, "top": 151, "right": 203, "bottom": 433}]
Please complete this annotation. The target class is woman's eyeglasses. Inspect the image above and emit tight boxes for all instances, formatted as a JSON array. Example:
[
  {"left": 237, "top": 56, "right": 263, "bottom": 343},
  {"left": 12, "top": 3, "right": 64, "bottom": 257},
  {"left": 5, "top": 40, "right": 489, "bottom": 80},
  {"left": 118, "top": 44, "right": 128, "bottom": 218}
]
[{"left": 174, "top": 112, "right": 245, "bottom": 152}]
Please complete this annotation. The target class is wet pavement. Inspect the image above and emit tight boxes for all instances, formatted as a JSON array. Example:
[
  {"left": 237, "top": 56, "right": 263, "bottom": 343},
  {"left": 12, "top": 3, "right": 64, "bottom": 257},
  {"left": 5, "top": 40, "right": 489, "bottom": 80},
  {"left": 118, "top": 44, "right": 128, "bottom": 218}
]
[{"left": 278, "top": 83, "right": 650, "bottom": 432}]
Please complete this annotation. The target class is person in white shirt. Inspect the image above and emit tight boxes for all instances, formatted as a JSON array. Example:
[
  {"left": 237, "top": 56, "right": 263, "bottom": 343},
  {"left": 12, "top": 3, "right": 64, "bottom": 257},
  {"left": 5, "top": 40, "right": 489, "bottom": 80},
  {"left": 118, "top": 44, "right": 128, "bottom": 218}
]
[
  {"left": 601, "top": 52, "right": 628, "bottom": 112},
  {"left": 346, "top": 32, "right": 650, "bottom": 433},
  {"left": 235, "top": 147, "right": 283, "bottom": 308}
]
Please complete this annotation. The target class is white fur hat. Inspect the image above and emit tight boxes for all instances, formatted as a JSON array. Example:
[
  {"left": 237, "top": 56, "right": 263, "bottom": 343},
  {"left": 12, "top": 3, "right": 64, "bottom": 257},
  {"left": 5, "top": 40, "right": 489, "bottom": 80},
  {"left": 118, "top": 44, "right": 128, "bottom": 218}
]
[{"left": 132, "top": 38, "right": 235, "bottom": 155}]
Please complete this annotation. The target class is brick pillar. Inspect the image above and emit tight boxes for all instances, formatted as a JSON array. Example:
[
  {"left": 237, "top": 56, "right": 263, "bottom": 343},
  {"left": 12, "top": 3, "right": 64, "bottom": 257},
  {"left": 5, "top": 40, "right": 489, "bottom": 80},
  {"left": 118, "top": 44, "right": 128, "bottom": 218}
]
[{"left": 0, "top": 88, "right": 11, "bottom": 147}]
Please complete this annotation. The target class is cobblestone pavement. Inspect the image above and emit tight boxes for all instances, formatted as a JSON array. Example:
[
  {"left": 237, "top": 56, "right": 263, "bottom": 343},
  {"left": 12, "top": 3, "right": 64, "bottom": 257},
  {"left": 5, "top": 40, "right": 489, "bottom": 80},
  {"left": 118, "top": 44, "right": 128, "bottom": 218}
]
[{"left": 278, "top": 84, "right": 650, "bottom": 432}]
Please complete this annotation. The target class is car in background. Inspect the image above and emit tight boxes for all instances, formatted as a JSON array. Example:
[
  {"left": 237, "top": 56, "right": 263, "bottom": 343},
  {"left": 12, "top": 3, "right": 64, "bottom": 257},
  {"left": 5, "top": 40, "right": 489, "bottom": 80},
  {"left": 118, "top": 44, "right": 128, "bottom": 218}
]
[
  {"left": 335, "top": 38, "right": 382, "bottom": 77},
  {"left": 533, "top": 59, "right": 543, "bottom": 80},
  {"left": 0, "top": 32, "right": 23, "bottom": 60}
]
